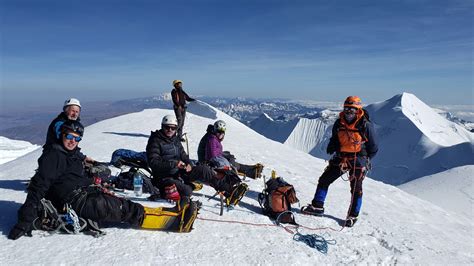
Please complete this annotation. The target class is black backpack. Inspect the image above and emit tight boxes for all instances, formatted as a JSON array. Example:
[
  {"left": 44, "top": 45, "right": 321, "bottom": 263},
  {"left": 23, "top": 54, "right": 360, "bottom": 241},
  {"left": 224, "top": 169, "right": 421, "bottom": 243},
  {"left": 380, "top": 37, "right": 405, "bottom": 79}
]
[
  {"left": 258, "top": 177, "right": 299, "bottom": 224},
  {"left": 114, "top": 167, "right": 159, "bottom": 194}
]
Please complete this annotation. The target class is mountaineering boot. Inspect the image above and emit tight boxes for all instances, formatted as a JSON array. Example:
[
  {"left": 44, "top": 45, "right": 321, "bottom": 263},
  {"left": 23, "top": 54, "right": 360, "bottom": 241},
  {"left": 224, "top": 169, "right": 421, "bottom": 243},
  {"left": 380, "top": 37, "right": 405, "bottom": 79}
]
[
  {"left": 238, "top": 163, "right": 264, "bottom": 179},
  {"left": 141, "top": 197, "right": 199, "bottom": 232},
  {"left": 300, "top": 204, "right": 325, "bottom": 216},
  {"left": 190, "top": 181, "right": 203, "bottom": 191},
  {"left": 344, "top": 216, "right": 358, "bottom": 227},
  {"left": 254, "top": 163, "right": 264, "bottom": 179},
  {"left": 225, "top": 183, "right": 249, "bottom": 206}
]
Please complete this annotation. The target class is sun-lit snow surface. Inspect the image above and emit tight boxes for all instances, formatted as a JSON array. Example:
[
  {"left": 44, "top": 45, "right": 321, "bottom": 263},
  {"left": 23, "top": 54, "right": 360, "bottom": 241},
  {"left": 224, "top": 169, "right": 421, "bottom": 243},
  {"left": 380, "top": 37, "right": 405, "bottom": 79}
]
[
  {"left": 399, "top": 165, "right": 473, "bottom": 220},
  {"left": 366, "top": 93, "right": 474, "bottom": 185},
  {"left": 0, "top": 101, "right": 472, "bottom": 264},
  {"left": 0, "top": 136, "right": 40, "bottom": 165}
]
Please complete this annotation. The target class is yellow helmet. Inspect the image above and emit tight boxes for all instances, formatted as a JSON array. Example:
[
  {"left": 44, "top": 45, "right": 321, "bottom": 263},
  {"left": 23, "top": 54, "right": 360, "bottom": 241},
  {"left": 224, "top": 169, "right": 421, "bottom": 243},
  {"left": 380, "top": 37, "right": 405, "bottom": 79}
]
[{"left": 172, "top": 80, "right": 183, "bottom": 86}]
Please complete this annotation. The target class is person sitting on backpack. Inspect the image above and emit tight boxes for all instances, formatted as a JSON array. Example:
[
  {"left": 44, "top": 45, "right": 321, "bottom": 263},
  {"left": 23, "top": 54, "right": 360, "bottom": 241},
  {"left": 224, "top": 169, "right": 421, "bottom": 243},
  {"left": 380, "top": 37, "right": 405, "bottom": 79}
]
[
  {"left": 44, "top": 98, "right": 94, "bottom": 163},
  {"left": 146, "top": 115, "right": 248, "bottom": 205},
  {"left": 301, "top": 96, "right": 378, "bottom": 227},
  {"left": 8, "top": 120, "right": 198, "bottom": 240},
  {"left": 197, "top": 120, "right": 263, "bottom": 179}
]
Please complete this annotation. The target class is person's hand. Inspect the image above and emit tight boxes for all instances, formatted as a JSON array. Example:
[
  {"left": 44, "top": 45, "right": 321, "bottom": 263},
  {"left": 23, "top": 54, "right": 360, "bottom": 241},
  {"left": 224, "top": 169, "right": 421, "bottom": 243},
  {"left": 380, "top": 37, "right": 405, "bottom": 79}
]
[
  {"left": 177, "top": 161, "right": 186, "bottom": 169},
  {"left": 185, "top": 164, "right": 192, "bottom": 172},
  {"left": 85, "top": 156, "right": 95, "bottom": 164},
  {"left": 8, "top": 223, "right": 32, "bottom": 240}
]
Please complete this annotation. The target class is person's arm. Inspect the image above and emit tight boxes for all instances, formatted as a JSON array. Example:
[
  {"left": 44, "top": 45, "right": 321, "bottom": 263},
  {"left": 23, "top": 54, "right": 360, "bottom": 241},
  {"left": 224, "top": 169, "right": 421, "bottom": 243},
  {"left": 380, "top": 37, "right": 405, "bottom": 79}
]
[
  {"left": 183, "top": 90, "right": 195, "bottom": 102},
  {"left": 146, "top": 135, "right": 179, "bottom": 174},
  {"left": 9, "top": 151, "right": 62, "bottom": 240},
  {"left": 326, "top": 121, "right": 340, "bottom": 155},
  {"left": 205, "top": 136, "right": 221, "bottom": 161},
  {"left": 178, "top": 141, "right": 191, "bottom": 165},
  {"left": 171, "top": 89, "right": 179, "bottom": 106},
  {"left": 364, "top": 122, "right": 378, "bottom": 159}
]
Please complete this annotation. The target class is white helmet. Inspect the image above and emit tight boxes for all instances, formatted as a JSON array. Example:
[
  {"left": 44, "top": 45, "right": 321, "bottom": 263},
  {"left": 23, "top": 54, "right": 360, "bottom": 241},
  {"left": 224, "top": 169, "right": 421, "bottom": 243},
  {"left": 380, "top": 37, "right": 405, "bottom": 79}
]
[
  {"left": 214, "top": 120, "right": 226, "bottom": 133},
  {"left": 63, "top": 98, "right": 81, "bottom": 110},
  {"left": 161, "top": 115, "right": 178, "bottom": 126}
]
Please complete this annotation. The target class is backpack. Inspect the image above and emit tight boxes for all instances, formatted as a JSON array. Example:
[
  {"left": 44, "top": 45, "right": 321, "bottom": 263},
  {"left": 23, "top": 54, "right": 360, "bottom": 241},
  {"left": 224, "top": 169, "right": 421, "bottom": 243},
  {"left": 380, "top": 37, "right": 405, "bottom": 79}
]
[
  {"left": 258, "top": 177, "right": 299, "bottom": 224},
  {"left": 114, "top": 167, "right": 159, "bottom": 194}
]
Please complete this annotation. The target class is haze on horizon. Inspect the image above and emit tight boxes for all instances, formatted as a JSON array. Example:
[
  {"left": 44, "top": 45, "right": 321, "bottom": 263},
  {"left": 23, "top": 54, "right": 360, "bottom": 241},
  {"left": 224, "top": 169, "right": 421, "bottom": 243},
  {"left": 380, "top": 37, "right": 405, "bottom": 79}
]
[{"left": 1, "top": 0, "right": 473, "bottom": 111}]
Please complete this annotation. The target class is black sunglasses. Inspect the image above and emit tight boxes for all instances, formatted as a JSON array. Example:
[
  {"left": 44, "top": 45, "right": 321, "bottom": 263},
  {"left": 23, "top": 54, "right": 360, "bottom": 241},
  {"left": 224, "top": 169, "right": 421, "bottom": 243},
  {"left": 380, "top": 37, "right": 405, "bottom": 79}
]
[{"left": 163, "top": 125, "right": 177, "bottom": 131}]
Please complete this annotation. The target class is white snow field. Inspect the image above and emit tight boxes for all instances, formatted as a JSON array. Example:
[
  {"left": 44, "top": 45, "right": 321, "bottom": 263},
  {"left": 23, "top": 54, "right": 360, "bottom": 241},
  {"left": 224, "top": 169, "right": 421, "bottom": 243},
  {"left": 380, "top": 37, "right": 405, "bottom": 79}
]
[
  {"left": 0, "top": 101, "right": 472, "bottom": 264},
  {"left": 0, "top": 137, "right": 40, "bottom": 165}
]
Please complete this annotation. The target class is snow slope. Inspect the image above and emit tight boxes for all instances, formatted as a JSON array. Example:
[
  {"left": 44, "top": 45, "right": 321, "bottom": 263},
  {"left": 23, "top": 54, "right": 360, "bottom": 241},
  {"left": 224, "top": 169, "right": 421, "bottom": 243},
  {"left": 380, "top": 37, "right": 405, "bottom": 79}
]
[
  {"left": 399, "top": 165, "right": 474, "bottom": 220},
  {"left": 0, "top": 136, "right": 40, "bottom": 165},
  {"left": 0, "top": 101, "right": 472, "bottom": 264},
  {"left": 249, "top": 113, "right": 298, "bottom": 142}
]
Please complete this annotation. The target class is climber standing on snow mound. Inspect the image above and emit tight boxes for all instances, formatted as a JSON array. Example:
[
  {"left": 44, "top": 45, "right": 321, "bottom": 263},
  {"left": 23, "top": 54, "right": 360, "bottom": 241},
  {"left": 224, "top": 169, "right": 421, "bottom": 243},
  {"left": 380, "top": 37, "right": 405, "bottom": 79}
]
[
  {"left": 301, "top": 96, "right": 378, "bottom": 227},
  {"left": 8, "top": 120, "right": 199, "bottom": 240},
  {"left": 171, "top": 80, "right": 195, "bottom": 139}
]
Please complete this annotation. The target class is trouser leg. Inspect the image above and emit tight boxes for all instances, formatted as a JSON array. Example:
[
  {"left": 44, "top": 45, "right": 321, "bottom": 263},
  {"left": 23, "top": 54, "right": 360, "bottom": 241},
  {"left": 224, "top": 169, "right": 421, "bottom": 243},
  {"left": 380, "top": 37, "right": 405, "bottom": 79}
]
[
  {"left": 76, "top": 192, "right": 145, "bottom": 227},
  {"left": 311, "top": 163, "right": 343, "bottom": 208},
  {"left": 348, "top": 168, "right": 364, "bottom": 217}
]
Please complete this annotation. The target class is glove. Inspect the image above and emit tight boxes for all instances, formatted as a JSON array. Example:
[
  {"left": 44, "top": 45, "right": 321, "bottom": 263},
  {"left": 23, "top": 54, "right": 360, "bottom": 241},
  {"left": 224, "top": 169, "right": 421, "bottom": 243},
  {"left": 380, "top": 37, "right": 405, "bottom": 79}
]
[
  {"left": 188, "top": 98, "right": 196, "bottom": 102},
  {"left": 326, "top": 145, "right": 335, "bottom": 155},
  {"left": 8, "top": 222, "right": 33, "bottom": 240}
]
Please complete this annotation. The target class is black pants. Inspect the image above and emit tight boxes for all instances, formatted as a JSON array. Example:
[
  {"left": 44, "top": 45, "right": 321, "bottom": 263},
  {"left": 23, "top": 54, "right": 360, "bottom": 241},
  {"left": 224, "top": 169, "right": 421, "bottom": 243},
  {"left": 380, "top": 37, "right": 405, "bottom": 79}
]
[
  {"left": 70, "top": 187, "right": 144, "bottom": 227},
  {"left": 173, "top": 106, "right": 186, "bottom": 137},
  {"left": 154, "top": 165, "right": 240, "bottom": 198},
  {"left": 313, "top": 156, "right": 366, "bottom": 217},
  {"left": 223, "top": 151, "right": 255, "bottom": 178}
]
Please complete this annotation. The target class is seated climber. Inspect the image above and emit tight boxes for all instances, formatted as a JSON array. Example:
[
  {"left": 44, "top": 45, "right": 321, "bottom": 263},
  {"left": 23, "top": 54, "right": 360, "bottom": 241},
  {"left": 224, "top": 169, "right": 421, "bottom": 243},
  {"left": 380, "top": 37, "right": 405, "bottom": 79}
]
[
  {"left": 197, "top": 120, "right": 263, "bottom": 179},
  {"left": 146, "top": 115, "right": 248, "bottom": 206},
  {"left": 8, "top": 120, "right": 198, "bottom": 240}
]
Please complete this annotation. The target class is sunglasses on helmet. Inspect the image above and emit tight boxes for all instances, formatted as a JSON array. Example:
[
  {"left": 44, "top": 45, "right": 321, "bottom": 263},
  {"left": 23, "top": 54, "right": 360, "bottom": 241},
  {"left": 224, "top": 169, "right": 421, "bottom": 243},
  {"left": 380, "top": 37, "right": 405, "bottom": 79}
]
[{"left": 64, "top": 133, "right": 82, "bottom": 142}]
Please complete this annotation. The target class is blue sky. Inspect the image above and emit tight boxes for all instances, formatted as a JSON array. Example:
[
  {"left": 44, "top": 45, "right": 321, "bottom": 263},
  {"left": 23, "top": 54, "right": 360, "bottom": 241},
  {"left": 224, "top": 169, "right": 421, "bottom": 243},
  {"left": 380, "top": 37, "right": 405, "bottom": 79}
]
[{"left": 1, "top": 0, "right": 472, "bottom": 109}]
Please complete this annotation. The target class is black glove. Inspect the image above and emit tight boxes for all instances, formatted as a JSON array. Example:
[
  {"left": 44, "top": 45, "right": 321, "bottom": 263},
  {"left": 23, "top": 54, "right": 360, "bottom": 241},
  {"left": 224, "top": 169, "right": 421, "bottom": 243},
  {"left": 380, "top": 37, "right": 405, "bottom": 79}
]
[
  {"left": 8, "top": 222, "right": 33, "bottom": 240},
  {"left": 188, "top": 98, "right": 196, "bottom": 102},
  {"left": 326, "top": 145, "right": 335, "bottom": 155}
]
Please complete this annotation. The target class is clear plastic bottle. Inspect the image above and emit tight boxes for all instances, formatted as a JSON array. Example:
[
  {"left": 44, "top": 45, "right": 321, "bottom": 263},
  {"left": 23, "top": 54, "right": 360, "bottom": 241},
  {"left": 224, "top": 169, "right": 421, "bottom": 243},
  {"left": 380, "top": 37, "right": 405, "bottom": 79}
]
[{"left": 133, "top": 171, "right": 143, "bottom": 197}]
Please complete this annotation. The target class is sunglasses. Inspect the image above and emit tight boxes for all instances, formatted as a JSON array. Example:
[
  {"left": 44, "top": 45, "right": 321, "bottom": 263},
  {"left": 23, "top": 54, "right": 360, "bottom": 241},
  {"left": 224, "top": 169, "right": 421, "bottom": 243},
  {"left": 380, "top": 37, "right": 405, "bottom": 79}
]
[
  {"left": 65, "top": 133, "right": 82, "bottom": 142},
  {"left": 344, "top": 107, "right": 358, "bottom": 112},
  {"left": 163, "top": 125, "right": 177, "bottom": 131}
]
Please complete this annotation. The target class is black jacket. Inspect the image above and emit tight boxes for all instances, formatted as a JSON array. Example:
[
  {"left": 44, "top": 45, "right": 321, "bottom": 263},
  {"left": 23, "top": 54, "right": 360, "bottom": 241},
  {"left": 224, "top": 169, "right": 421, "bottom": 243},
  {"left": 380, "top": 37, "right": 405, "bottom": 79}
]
[
  {"left": 44, "top": 113, "right": 82, "bottom": 147},
  {"left": 17, "top": 144, "right": 92, "bottom": 225},
  {"left": 327, "top": 117, "right": 378, "bottom": 159},
  {"left": 146, "top": 129, "right": 191, "bottom": 179},
  {"left": 171, "top": 88, "right": 194, "bottom": 108}
]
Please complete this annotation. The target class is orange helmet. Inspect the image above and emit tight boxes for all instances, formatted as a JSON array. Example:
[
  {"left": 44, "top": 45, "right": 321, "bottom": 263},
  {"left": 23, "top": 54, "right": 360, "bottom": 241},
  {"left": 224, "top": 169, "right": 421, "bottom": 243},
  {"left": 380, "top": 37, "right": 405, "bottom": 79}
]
[{"left": 343, "top": 96, "right": 363, "bottom": 109}]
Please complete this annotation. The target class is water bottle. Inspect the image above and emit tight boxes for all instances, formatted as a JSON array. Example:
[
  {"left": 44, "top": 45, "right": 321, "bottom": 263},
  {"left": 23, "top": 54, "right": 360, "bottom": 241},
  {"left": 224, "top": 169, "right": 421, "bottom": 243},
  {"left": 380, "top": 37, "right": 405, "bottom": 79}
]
[{"left": 133, "top": 171, "right": 143, "bottom": 197}]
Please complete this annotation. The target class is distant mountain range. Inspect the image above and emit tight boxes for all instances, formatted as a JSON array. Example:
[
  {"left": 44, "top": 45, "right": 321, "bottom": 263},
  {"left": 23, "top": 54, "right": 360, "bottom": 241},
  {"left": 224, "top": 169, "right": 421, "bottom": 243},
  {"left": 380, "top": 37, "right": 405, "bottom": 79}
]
[{"left": 0, "top": 93, "right": 472, "bottom": 146}]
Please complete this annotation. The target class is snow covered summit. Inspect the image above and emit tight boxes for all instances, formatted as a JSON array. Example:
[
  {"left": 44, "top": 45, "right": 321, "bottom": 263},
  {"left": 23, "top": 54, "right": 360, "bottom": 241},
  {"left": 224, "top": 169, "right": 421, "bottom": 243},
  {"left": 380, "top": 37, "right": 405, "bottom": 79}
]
[
  {"left": 0, "top": 101, "right": 471, "bottom": 264},
  {"left": 366, "top": 92, "right": 474, "bottom": 185}
]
